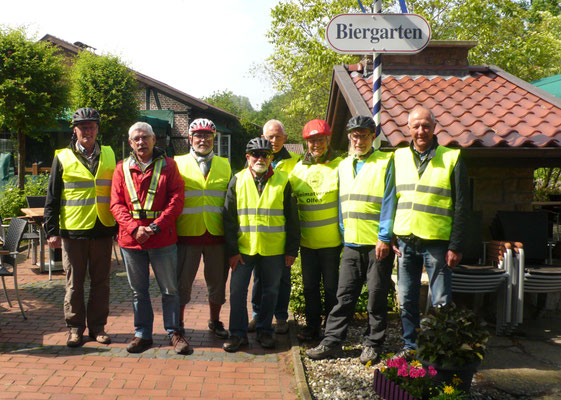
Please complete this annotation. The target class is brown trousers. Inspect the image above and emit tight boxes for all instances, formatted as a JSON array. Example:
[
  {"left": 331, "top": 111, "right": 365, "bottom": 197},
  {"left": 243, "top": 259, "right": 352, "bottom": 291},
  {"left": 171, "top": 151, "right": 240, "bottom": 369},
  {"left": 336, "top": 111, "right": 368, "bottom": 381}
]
[{"left": 62, "top": 236, "right": 113, "bottom": 335}]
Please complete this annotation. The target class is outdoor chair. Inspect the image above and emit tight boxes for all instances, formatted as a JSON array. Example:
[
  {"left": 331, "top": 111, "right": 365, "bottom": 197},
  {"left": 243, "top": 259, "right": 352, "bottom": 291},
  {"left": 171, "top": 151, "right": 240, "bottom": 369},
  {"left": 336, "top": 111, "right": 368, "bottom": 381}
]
[
  {"left": 0, "top": 217, "right": 30, "bottom": 319},
  {"left": 493, "top": 211, "right": 561, "bottom": 327},
  {"left": 23, "top": 196, "right": 46, "bottom": 261}
]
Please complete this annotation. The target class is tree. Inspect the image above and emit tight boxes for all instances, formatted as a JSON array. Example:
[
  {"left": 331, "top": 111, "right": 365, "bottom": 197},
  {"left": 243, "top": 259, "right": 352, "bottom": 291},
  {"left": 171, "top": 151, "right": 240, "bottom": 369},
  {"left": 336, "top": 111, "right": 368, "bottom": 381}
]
[
  {"left": 71, "top": 51, "right": 139, "bottom": 151},
  {"left": 265, "top": 0, "right": 561, "bottom": 120},
  {"left": 204, "top": 90, "right": 255, "bottom": 119},
  {"left": 0, "top": 27, "right": 69, "bottom": 189}
]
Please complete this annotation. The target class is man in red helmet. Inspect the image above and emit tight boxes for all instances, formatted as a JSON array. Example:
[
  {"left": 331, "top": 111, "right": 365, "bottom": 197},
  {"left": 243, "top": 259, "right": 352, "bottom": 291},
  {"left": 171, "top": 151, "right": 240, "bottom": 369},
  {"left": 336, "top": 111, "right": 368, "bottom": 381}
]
[
  {"left": 175, "top": 118, "right": 231, "bottom": 340},
  {"left": 289, "top": 119, "right": 343, "bottom": 341}
]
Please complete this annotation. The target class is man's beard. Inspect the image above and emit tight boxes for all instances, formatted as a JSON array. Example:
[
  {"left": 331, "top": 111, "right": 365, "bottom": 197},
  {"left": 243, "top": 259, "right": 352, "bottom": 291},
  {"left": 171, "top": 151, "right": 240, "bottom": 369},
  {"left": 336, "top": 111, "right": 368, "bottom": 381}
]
[{"left": 252, "top": 163, "right": 268, "bottom": 173}]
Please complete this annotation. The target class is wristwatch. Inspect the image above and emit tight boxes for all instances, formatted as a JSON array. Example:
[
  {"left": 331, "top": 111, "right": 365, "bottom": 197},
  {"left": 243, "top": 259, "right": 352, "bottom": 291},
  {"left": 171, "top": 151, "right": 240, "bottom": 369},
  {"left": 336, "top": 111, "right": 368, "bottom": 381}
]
[{"left": 149, "top": 223, "right": 161, "bottom": 234}]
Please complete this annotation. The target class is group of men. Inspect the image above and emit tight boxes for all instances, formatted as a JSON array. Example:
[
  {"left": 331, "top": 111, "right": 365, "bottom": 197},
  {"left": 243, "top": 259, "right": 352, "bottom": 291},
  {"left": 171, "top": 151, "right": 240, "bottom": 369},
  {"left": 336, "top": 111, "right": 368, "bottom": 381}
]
[{"left": 44, "top": 104, "right": 468, "bottom": 362}]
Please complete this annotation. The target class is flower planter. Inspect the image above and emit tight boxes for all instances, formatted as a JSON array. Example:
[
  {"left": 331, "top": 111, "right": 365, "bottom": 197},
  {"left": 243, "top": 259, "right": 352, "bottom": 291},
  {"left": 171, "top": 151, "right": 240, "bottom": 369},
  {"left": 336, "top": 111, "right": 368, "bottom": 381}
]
[
  {"left": 418, "top": 359, "right": 480, "bottom": 393},
  {"left": 373, "top": 369, "right": 420, "bottom": 400}
]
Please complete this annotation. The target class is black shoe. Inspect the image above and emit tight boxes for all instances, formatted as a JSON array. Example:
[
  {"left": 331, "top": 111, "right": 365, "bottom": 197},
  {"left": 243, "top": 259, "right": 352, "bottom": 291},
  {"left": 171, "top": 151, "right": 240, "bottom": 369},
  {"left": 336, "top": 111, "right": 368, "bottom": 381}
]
[
  {"left": 247, "top": 318, "right": 257, "bottom": 333},
  {"left": 297, "top": 326, "right": 321, "bottom": 341},
  {"left": 393, "top": 348, "right": 415, "bottom": 361},
  {"left": 208, "top": 320, "right": 229, "bottom": 339},
  {"left": 306, "top": 343, "right": 341, "bottom": 360},
  {"left": 223, "top": 336, "right": 249, "bottom": 353},
  {"left": 359, "top": 346, "right": 381, "bottom": 365},
  {"left": 126, "top": 337, "right": 153, "bottom": 353},
  {"left": 256, "top": 331, "right": 275, "bottom": 349},
  {"left": 274, "top": 319, "right": 289, "bottom": 334}
]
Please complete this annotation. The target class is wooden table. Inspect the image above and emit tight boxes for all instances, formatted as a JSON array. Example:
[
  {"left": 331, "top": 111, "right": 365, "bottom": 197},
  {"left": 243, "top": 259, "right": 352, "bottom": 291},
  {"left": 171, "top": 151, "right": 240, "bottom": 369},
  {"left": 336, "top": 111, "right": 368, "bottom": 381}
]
[{"left": 20, "top": 208, "right": 46, "bottom": 272}]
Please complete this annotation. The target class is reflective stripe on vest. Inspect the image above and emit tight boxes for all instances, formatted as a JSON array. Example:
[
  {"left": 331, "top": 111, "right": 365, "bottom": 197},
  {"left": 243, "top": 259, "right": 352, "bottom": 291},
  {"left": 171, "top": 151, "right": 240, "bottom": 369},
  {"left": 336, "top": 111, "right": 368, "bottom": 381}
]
[
  {"left": 122, "top": 157, "right": 164, "bottom": 220},
  {"left": 274, "top": 150, "right": 300, "bottom": 173},
  {"left": 57, "top": 146, "right": 116, "bottom": 230},
  {"left": 235, "top": 168, "right": 288, "bottom": 256},
  {"left": 289, "top": 157, "right": 342, "bottom": 249},
  {"left": 175, "top": 154, "right": 231, "bottom": 236},
  {"left": 338, "top": 151, "right": 392, "bottom": 245},
  {"left": 393, "top": 146, "right": 460, "bottom": 240}
]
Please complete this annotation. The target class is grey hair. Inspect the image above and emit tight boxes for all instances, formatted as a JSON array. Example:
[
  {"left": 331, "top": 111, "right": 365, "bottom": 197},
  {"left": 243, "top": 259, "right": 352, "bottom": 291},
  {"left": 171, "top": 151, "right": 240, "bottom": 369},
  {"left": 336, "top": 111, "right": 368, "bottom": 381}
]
[
  {"left": 263, "top": 119, "right": 286, "bottom": 136},
  {"left": 128, "top": 122, "right": 155, "bottom": 139},
  {"left": 408, "top": 106, "right": 436, "bottom": 125}
]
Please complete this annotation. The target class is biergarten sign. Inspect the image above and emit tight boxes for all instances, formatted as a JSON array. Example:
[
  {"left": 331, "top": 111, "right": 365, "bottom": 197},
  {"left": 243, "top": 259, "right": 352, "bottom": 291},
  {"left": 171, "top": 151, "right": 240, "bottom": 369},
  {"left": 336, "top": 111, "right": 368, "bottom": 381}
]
[{"left": 325, "top": 13, "right": 431, "bottom": 54}]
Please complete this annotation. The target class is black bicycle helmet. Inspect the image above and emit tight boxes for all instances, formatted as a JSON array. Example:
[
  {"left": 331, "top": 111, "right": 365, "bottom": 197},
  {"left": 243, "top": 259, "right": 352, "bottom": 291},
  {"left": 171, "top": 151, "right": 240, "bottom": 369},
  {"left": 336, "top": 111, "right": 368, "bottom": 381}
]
[
  {"left": 345, "top": 115, "right": 376, "bottom": 133},
  {"left": 246, "top": 137, "right": 272, "bottom": 153},
  {"left": 72, "top": 107, "right": 100, "bottom": 125}
]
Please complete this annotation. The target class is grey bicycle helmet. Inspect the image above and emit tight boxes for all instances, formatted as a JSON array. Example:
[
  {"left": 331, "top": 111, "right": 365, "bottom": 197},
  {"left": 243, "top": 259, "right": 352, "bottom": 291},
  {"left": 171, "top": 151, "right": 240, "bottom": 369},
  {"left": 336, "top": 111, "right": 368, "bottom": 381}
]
[
  {"left": 246, "top": 137, "right": 272, "bottom": 153},
  {"left": 345, "top": 115, "right": 376, "bottom": 133},
  {"left": 72, "top": 108, "right": 100, "bottom": 125}
]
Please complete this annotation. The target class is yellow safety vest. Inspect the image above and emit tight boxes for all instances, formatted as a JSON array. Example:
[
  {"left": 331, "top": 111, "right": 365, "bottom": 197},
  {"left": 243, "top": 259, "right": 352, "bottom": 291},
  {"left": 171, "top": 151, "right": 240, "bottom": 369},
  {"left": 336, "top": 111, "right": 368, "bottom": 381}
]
[
  {"left": 122, "top": 156, "right": 163, "bottom": 219},
  {"left": 289, "top": 157, "right": 342, "bottom": 249},
  {"left": 175, "top": 154, "right": 231, "bottom": 236},
  {"left": 57, "top": 146, "right": 116, "bottom": 230},
  {"left": 235, "top": 168, "right": 288, "bottom": 256},
  {"left": 274, "top": 150, "right": 300, "bottom": 173},
  {"left": 338, "top": 151, "right": 392, "bottom": 246},
  {"left": 393, "top": 146, "right": 460, "bottom": 241}
]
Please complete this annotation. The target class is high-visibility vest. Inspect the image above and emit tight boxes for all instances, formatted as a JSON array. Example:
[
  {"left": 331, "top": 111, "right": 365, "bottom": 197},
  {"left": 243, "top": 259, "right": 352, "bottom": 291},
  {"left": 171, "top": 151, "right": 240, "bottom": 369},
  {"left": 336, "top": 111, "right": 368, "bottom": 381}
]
[
  {"left": 393, "top": 146, "right": 460, "bottom": 241},
  {"left": 289, "top": 157, "right": 342, "bottom": 249},
  {"left": 338, "top": 151, "right": 392, "bottom": 245},
  {"left": 175, "top": 154, "right": 231, "bottom": 236},
  {"left": 235, "top": 168, "right": 289, "bottom": 256},
  {"left": 122, "top": 156, "right": 163, "bottom": 219},
  {"left": 57, "top": 146, "right": 116, "bottom": 230},
  {"left": 274, "top": 150, "right": 300, "bottom": 173}
]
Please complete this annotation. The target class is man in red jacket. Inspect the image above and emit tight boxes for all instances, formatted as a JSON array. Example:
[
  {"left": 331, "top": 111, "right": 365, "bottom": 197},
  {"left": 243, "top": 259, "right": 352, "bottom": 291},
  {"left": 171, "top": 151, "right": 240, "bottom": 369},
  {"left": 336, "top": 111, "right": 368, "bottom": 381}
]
[{"left": 110, "top": 121, "right": 188, "bottom": 354}]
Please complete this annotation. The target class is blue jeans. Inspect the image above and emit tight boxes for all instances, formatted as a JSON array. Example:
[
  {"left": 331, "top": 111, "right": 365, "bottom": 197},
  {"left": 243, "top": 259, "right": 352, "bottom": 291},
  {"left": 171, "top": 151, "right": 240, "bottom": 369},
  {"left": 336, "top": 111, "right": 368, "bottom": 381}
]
[
  {"left": 251, "top": 262, "right": 291, "bottom": 321},
  {"left": 397, "top": 238, "right": 452, "bottom": 350},
  {"left": 229, "top": 254, "right": 284, "bottom": 337},
  {"left": 121, "top": 244, "right": 180, "bottom": 340}
]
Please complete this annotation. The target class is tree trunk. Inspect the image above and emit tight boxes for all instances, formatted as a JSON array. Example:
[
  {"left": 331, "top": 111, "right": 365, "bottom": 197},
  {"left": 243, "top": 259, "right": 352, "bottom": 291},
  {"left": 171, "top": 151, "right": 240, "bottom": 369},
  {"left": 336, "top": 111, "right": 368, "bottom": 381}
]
[{"left": 17, "top": 130, "right": 25, "bottom": 190}]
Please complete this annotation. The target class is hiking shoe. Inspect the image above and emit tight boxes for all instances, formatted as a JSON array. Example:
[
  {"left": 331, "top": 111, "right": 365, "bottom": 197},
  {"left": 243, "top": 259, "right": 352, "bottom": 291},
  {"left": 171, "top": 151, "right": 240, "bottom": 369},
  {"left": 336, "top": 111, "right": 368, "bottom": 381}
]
[
  {"left": 223, "top": 336, "right": 249, "bottom": 353},
  {"left": 208, "top": 320, "right": 229, "bottom": 339},
  {"left": 359, "top": 346, "right": 381, "bottom": 365},
  {"left": 89, "top": 330, "right": 111, "bottom": 345},
  {"left": 247, "top": 318, "right": 257, "bottom": 333},
  {"left": 274, "top": 319, "right": 289, "bottom": 334},
  {"left": 297, "top": 326, "right": 321, "bottom": 341},
  {"left": 170, "top": 331, "right": 190, "bottom": 355},
  {"left": 67, "top": 332, "right": 83, "bottom": 348},
  {"left": 126, "top": 337, "right": 153, "bottom": 353},
  {"left": 256, "top": 331, "right": 275, "bottom": 349},
  {"left": 393, "top": 348, "right": 415, "bottom": 361},
  {"left": 306, "top": 343, "right": 341, "bottom": 360}
]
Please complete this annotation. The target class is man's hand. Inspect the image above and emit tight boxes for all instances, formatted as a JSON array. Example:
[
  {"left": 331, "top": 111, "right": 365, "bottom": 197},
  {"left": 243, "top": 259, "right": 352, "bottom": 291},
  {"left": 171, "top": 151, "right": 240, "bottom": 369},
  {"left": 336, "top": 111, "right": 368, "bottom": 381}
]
[
  {"left": 229, "top": 254, "right": 244, "bottom": 272},
  {"left": 391, "top": 240, "right": 402, "bottom": 257},
  {"left": 47, "top": 236, "right": 62, "bottom": 249},
  {"left": 133, "top": 226, "right": 153, "bottom": 244},
  {"left": 285, "top": 255, "right": 296, "bottom": 267},
  {"left": 446, "top": 250, "right": 462, "bottom": 268},
  {"left": 376, "top": 240, "right": 390, "bottom": 260}
]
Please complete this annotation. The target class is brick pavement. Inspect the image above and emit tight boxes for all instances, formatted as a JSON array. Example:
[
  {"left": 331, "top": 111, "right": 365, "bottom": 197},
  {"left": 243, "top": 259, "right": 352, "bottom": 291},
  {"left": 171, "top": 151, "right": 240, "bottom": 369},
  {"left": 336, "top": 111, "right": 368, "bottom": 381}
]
[{"left": 0, "top": 251, "right": 299, "bottom": 399}]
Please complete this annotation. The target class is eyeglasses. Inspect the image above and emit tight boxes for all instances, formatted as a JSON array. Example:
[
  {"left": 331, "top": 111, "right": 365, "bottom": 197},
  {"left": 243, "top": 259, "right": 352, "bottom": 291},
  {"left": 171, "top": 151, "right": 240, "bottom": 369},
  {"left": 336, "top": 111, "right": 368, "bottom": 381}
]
[
  {"left": 349, "top": 132, "right": 373, "bottom": 142},
  {"left": 249, "top": 151, "right": 271, "bottom": 159},
  {"left": 130, "top": 134, "right": 152, "bottom": 143},
  {"left": 192, "top": 132, "right": 214, "bottom": 140}
]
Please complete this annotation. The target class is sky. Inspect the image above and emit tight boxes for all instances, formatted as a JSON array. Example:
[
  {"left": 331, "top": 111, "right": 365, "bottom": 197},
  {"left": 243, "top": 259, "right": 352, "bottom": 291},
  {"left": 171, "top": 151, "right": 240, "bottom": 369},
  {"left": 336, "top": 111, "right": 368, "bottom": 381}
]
[{"left": 0, "top": 0, "right": 280, "bottom": 110}]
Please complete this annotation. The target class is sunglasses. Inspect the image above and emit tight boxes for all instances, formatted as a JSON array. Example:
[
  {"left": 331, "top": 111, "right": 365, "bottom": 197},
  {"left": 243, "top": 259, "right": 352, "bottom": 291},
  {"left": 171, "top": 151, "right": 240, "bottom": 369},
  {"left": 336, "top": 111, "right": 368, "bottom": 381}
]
[{"left": 249, "top": 151, "right": 271, "bottom": 159}]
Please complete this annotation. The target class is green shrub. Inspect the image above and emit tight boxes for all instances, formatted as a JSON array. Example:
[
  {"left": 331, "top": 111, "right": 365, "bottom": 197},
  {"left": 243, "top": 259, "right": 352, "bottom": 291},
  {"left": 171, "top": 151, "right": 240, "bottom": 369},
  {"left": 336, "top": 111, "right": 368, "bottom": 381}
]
[{"left": 0, "top": 173, "right": 49, "bottom": 219}]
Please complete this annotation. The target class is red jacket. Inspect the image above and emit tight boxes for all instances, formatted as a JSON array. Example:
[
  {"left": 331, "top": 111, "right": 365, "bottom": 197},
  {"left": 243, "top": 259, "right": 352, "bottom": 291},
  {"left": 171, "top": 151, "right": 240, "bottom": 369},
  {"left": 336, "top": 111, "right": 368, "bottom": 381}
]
[{"left": 111, "top": 149, "right": 184, "bottom": 249}]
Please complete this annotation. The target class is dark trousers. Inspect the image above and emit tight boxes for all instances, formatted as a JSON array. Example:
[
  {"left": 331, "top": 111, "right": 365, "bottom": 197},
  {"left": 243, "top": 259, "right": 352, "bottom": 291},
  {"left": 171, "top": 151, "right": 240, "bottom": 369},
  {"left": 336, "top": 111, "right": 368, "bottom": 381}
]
[
  {"left": 321, "top": 245, "right": 394, "bottom": 348},
  {"left": 62, "top": 236, "right": 113, "bottom": 335},
  {"left": 300, "top": 245, "right": 341, "bottom": 328}
]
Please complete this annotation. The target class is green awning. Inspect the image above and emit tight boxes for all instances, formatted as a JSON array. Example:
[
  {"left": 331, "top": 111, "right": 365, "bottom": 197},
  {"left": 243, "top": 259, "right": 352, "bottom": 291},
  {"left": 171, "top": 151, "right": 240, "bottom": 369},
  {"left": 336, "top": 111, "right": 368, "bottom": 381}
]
[
  {"left": 215, "top": 122, "right": 233, "bottom": 134},
  {"left": 139, "top": 110, "right": 174, "bottom": 136},
  {"left": 532, "top": 74, "right": 561, "bottom": 99}
]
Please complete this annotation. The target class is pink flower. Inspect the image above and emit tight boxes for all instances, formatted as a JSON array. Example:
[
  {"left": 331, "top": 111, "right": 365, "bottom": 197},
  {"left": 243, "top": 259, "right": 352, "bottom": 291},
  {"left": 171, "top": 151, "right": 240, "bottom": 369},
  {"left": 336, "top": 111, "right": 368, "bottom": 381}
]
[
  {"left": 397, "top": 366, "right": 409, "bottom": 377},
  {"left": 409, "top": 368, "right": 420, "bottom": 378},
  {"left": 428, "top": 366, "right": 437, "bottom": 376},
  {"left": 418, "top": 368, "right": 426, "bottom": 377}
]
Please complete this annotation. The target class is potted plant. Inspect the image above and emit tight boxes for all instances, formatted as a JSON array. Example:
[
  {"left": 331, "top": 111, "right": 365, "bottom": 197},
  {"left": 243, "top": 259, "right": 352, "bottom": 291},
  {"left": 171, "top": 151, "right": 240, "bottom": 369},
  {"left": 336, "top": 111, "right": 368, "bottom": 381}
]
[
  {"left": 415, "top": 303, "right": 489, "bottom": 393},
  {"left": 374, "top": 355, "right": 437, "bottom": 400}
]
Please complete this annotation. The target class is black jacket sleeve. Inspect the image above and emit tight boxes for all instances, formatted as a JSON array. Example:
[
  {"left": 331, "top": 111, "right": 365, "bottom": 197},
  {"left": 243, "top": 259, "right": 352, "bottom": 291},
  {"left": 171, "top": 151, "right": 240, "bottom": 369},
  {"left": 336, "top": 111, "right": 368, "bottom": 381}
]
[
  {"left": 223, "top": 175, "right": 240, "bottom": 258},
  {"left": 283, "top": 182, "right": 300, "bottom": 257},
  {"left": 44, "top": 155, "right": 63, "bottom": 238},
  {"left": 448, "top": 155, "right": 470, "bottom": 253}
]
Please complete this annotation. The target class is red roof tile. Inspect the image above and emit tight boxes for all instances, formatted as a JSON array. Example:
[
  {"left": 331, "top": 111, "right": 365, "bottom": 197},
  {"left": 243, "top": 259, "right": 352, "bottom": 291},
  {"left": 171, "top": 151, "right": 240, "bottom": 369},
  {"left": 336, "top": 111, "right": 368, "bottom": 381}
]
[{"left": 351, "top": 68, "right": 561, "bottom": 148}]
